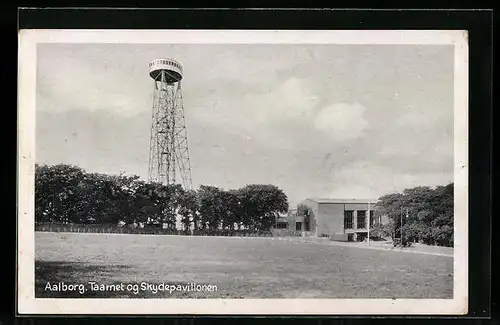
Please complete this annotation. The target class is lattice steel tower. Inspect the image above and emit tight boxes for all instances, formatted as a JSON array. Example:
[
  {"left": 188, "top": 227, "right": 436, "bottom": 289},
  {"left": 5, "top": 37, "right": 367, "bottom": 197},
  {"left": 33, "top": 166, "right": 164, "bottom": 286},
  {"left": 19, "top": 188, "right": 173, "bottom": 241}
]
[{"left": 148, "top": 58, "right": 192, "bottom": 189}]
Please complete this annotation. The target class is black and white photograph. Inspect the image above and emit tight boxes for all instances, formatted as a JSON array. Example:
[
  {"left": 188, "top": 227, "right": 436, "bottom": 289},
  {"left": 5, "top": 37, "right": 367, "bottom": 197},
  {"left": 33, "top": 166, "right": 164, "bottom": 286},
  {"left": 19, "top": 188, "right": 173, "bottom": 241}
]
[{"left": 17, "top": 29, "right": 468, "bottom": 315}]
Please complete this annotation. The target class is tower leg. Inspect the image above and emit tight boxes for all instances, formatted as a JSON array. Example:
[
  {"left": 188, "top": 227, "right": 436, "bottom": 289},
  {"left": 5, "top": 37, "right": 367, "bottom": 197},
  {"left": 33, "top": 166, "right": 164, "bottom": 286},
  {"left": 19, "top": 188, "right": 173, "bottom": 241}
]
[{"left": 148, "top": 71, "right": 193, "bottom": 190}]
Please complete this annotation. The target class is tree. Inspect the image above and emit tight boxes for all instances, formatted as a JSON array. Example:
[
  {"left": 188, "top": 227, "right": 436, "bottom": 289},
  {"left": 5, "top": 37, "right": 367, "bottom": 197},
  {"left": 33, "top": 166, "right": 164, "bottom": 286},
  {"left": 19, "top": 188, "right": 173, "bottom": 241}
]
[
  {"left": 369, "top": 222, "right": 391, "bottom": 239},
  {"left": 219, "top": 190, "right": 240, "bottom": 232},
  {"left": 376, "top": 183, "right": 454, "bottom": 247},
  {"left": 297, "top": 204, "right": 310, "bottom": 217},
  {"left": 237, "top": 184, "right": 289, "bottom": 232},
  {"left": 35, "top": 164, "right": 54, "bottom": 222},
  {"left": 159, "top": 184, "right": 184, "bottom": 229},
  {"left": 228, "top": 189, "right": 245, "bottom": 230},
  {"left": 178, "top": 189, "right": 199, "bottom": 233},
  {"left": 197, "top": 185, "right": 223, "bottom": 231},
  {"left": 35, "top": 164, "right": 86, "bottom": 223},
  {"left": 35, "top": 163, "right": 292, "bottom": 237},
  {"left": 232, "top": 188, "right": 252, "bottom": 230},
  {"left": 297, "top": 203, "right": 312, "bottom": 231}
]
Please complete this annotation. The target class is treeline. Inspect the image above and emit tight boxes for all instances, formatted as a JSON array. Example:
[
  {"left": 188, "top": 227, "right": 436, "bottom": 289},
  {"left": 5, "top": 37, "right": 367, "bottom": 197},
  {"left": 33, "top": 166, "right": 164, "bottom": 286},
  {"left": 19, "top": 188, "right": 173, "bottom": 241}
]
[
  {"left": 373, "top": 183, "right": 454, "bottom": 247},
  {"left": 35, "top": 164, "right": 289, "bottom": 234}
]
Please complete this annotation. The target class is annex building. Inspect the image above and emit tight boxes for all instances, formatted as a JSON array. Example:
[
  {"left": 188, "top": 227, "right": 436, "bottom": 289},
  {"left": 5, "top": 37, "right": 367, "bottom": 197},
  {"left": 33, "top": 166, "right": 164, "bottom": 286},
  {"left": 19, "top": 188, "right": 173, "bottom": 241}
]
[{"left": 286, "top": 198, "right": 387, "bottom": 242}]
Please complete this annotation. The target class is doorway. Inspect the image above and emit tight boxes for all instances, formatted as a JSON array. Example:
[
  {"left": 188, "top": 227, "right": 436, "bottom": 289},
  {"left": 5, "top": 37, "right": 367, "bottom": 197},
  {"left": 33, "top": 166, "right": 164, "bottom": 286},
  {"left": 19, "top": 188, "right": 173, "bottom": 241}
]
[{"left": 357, "top": 233, "right": 367, "bottom": 242}]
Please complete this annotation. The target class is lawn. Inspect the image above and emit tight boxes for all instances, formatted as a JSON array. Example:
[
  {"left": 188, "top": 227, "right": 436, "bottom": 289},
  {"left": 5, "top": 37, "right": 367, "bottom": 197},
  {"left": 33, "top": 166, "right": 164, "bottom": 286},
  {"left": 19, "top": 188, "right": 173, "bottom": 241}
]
[{"left": 35, "top": 232, "right": 453, "bottom": 299}]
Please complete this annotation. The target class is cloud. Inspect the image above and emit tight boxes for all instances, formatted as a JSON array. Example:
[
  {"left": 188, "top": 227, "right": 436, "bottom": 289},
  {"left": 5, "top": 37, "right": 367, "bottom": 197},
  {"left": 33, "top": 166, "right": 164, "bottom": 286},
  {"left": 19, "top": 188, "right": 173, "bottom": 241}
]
[
  {"left": 313, "top": 102, "right": 369, "bottom": 141},
  {"left": 188, "top": 77, "right": 371, "bottom": 153},
  {"left": 186, "top": 76, "right": 320, "bottom": 151},
  {"left": 241, "top": 77, "right": 319, "bottom": 123},
  {"left": 325, "top": 160, "right": 453, "bottom": 200}
]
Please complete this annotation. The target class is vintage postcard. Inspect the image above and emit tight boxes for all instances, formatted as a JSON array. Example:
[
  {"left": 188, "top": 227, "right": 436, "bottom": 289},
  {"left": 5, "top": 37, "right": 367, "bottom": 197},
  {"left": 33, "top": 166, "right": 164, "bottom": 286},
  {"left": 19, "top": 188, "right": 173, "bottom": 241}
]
[{"left": 17, "top": 29, "right": 468, "bottom": 315}]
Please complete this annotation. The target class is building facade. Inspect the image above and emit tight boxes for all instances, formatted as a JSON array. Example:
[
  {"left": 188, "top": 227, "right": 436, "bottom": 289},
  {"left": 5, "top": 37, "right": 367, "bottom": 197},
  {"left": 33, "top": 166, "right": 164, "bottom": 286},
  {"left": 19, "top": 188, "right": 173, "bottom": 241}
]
[{"left": 289, "top": 198, "right": 386, "bottom": 241}]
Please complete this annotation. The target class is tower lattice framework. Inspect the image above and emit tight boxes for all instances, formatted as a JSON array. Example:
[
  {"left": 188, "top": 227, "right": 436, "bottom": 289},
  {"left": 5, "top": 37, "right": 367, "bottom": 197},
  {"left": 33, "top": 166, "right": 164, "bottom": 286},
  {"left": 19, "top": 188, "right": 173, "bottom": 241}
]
[{"left": 148, "top": 59, "right": 192, "bottom": 189}]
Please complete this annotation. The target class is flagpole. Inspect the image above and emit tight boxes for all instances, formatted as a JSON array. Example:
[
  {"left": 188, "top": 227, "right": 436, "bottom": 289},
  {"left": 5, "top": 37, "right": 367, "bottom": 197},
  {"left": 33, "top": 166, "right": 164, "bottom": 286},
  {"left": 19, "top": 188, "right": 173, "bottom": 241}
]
[
  {"left": 406, "top": 207, "right": 409, "bottom": 245},
  {"left": 400, "top": 208, "right": 403, "bottom": 246},
  {"left": 367, "top": 201, "right": 371, "bottom": 245}
]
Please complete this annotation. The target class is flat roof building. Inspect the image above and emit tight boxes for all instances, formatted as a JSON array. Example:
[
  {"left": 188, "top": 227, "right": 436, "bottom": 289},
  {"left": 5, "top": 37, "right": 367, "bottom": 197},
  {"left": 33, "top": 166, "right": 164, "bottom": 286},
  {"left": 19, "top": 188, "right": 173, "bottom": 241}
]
[{"left": 289, "top": 198, "right": 387, "bottom": 242}]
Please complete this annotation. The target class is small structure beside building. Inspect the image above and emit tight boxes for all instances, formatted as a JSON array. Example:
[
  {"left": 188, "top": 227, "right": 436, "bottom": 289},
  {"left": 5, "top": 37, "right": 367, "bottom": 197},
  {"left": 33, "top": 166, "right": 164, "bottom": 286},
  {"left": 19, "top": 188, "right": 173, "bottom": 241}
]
[{"left": 275, "top": 212, "right": 290, "bottom": 229}]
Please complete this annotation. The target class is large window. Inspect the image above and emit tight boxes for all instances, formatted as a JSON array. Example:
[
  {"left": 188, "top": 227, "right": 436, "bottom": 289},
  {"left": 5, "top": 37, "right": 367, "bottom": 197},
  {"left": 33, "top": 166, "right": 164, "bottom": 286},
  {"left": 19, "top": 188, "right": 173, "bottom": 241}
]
[
  {"left": 357, "top": 210, "right": 366, "bottom": 229},
  {"left": 344, "top": 210, "right": 354, "bottom": 229},
  {"left": 369, "top": 210, "right": 375, "bottom": 227}
]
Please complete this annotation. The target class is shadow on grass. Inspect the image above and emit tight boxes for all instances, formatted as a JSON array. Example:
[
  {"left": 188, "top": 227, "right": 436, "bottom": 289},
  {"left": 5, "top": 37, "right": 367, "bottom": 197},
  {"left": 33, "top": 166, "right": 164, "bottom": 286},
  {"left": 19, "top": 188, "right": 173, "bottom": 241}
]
[{"left": 35, "top": 260, "right": 223, "bottom": 299}]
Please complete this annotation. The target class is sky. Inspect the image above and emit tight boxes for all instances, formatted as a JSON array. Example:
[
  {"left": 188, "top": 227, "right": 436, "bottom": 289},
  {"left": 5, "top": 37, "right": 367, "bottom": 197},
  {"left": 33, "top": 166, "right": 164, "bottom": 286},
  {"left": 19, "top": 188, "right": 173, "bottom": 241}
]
[{"left": 35, "top": 43, "right": 455, "bottom": 207}]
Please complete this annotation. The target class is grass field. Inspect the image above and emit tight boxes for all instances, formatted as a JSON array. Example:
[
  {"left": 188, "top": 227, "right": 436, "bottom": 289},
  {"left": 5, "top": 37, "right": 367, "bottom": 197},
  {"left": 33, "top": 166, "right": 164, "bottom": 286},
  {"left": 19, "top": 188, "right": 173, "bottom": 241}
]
[{"left": 35, "top": 232, "right": 453, "bottom": 299}]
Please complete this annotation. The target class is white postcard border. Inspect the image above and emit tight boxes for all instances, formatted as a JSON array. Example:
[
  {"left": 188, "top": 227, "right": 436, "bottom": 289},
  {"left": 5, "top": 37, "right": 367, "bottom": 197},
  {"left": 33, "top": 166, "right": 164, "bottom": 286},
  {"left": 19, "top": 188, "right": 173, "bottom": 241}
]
[{"left": 17, "top": 29, "right": 469, "bottom": 315}]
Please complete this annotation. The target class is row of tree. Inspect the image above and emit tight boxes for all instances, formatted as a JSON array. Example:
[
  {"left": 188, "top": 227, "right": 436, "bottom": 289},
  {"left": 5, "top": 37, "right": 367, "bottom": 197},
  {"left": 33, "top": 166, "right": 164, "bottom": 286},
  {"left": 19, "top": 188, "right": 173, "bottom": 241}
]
[
  {"left": 35, "top": 164, "right": 454, "bottom": 246},
  {"left": 35, "top": 164, "right": 289, "bottom": 233},
  {"left": 372, "top": 183, "right": 454, "bottom": 247}
]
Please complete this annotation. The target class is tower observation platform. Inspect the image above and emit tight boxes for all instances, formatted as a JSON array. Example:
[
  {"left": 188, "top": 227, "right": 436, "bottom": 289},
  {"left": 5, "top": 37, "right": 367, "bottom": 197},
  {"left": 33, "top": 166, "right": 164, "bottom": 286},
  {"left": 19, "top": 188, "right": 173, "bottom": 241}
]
[{"left": 149, "top": 58, "right": 183, "bottom": 84}]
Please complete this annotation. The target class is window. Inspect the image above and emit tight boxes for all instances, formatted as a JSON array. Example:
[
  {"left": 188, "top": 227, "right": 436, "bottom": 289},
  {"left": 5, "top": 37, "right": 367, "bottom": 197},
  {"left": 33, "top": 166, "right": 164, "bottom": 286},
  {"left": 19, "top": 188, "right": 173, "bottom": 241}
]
[
  {"left": 370, "top": 210, "right": 375, "bottom": 227},
  {"left": 344, "top": 210, "right": 354, "bottom": 229},
  {"left": 296, "top": 222, "right": 302, "bottom": 231},
  {"left": 357, "top": 210, "right": 366, "bottom": 229},
  {"left": 276, "top": 222, "right": 287, "bottom": 229}
]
